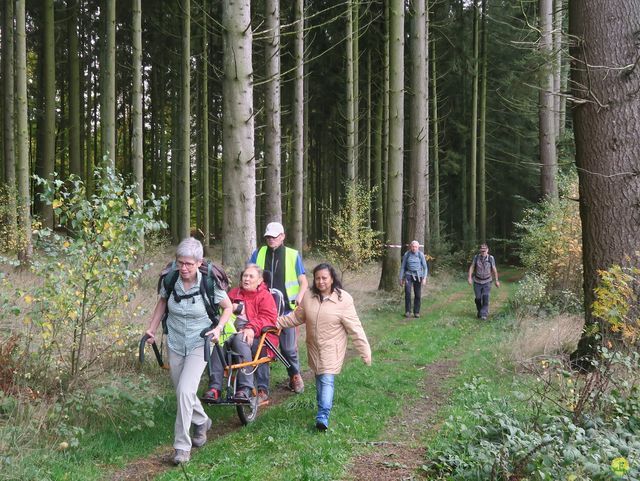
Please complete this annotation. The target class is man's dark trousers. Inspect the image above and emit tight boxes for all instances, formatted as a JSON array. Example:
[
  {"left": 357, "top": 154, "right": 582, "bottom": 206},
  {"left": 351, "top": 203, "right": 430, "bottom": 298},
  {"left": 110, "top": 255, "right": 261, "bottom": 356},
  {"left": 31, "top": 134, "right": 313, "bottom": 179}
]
[
  {"left": 404, "top": 275, "right": 422, "bottom": 315},
  {"left": 473, "top": 281, "right": 491, "bottom": 318}
]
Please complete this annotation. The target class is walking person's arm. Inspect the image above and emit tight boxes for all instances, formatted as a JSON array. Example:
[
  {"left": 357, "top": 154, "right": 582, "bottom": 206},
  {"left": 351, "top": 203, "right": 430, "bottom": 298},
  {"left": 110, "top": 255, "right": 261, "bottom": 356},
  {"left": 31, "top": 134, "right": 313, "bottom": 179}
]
[
  {"left": 399, "top": 252, "right": 407, "bottom": 286},
  {"left": 294, "top": 253, "right": 308, "bottom": 304},
  {"left": 421, "top": 253, "right": 428, "bottom": 285},
  {"left": 492, "top": 262, "right": 500, "bottom": 288},
  {"left": 144, "top": 297, "right": 168, "bottom": 343}
]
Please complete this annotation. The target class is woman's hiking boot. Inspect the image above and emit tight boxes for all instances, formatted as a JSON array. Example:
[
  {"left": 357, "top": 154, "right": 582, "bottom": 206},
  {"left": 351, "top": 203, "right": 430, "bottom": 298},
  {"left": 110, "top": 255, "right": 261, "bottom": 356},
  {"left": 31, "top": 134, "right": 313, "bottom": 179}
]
[
  {"left": 173, "top": 449, "right": 191, "bottom": 465},
  {"left": 191, "top": 418, "right": 212, "bottom": 447}
]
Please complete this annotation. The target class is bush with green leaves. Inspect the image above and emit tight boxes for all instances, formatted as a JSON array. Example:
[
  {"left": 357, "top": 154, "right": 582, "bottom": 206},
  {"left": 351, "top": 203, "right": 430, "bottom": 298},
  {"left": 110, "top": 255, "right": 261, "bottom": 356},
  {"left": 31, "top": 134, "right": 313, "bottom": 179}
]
[
  {"left": 3, "top": 167, "right": 165, "bottom": 392},
  {"left": 425, "top": 349, "right": 640, "bottom": 481},
  {"left": 50, "top": 374, "right": 165, "bottom": 448},
  {"left": 514, "top": 173, "right": 583, "bottom": 313},
  {"left": 321, "top": 182, "right": 382, "bottom": 279}
]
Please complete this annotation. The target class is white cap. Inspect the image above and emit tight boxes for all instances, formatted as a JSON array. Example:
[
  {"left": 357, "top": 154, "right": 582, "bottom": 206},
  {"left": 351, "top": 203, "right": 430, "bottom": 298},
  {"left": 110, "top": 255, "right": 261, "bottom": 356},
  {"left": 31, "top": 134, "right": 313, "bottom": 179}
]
[{"left": 264, "top": 222, "right": 285, "bottom": 237}]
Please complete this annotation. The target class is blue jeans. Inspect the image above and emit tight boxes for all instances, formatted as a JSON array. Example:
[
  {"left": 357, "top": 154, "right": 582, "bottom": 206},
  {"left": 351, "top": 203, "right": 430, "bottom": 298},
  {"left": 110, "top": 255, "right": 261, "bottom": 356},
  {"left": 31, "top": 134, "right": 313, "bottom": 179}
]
[{"left": 315, "top": 374, "right": 335, "bottom": 427}]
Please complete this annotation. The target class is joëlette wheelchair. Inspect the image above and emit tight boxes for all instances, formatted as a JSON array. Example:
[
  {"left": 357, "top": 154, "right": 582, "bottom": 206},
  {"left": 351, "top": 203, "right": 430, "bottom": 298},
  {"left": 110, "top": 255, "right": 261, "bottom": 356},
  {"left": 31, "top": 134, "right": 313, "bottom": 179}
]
[
  {"left": 200, "top": 323, "right": 290, "bottom": 425},
  {"left": 139, "top": 271, "right": 289, "bottom": 425}
]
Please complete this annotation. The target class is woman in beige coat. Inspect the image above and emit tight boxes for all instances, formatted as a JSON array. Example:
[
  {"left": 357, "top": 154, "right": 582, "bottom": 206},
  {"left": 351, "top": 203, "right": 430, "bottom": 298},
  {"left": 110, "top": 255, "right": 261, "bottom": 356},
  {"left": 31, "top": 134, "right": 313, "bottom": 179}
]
[{"left": 277, "top": 263, "right": 372, "bottom": 430}]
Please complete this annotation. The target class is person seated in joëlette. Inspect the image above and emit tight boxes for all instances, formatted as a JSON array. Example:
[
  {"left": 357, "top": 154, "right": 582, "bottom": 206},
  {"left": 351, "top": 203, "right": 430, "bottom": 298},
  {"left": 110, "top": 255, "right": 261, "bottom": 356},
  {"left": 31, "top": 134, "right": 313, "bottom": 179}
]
[{"left": 203, "top": 263, "right": 278, "bottom": 405}]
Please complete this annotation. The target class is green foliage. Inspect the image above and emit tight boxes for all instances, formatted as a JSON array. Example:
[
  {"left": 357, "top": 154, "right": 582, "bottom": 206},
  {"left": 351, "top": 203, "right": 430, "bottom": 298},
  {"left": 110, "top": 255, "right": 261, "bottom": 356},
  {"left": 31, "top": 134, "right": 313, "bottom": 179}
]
[
  {"left": 3, "top": 167, "right": 166, "bottom": 391},
  {"left": 426, "top": 354, "right": 640, "bottom": 480},
  {"left": 514, "top": 174, "right": 583, "bottom": 313},
  {"left": 51, "top": 375, "right": 164, "bottom": 448},
  {"left": 321, "top": 182, "right": 382, "bottom": 277},
  {"left": 592, "top": 262, "right": 640, "bottom": 347}
]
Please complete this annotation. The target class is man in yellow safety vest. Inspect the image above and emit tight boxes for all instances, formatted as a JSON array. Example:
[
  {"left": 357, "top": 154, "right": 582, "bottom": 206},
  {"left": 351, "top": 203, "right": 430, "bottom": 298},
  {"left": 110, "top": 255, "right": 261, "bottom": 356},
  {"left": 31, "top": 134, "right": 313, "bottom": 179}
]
[{"left": 249, "top": 222, "right": 308, "bottom": 405}]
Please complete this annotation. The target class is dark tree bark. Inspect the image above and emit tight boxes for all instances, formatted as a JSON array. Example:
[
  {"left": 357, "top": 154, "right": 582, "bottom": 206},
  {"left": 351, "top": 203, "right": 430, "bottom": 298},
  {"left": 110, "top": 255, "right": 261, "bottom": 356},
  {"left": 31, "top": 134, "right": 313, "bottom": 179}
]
[
  {"left": 570, "top": 0, "right": 640, "bottom": 361},
  {"left": 3, "top": 0, "right": 17, "bottom": 237}
]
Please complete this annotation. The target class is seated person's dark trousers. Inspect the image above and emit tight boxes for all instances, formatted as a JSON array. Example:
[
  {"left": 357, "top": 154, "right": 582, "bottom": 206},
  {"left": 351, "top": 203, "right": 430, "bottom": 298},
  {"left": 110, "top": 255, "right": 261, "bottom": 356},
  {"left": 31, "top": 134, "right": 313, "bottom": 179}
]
[
  {"left": 404, "top": 274, "right": 422, "bottom": 315},
  {"left": 208, "top": 334, "right": 268, "bottom": 393}
]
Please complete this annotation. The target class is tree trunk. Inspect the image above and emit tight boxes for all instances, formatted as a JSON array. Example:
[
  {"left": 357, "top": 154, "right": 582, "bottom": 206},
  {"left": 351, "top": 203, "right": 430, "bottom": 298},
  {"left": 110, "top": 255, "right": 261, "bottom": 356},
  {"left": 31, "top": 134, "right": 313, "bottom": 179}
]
[
  {"left": 408, "top": 0, "right": 428, "bottom": 248},
  {"left": 379, "top": 0, "right": 404, "bottom": 291},
  {"left": 430, "top": 34, "right": 440, "bottom": 247},
  {"left": 382, "top": 0, "right": 390, "bottom": 233},
  {"left": 570, "top": 0, "right": 640, "bottom": 361},
  {"left": 170, "top": 91, "right": 180, "bottom": 244},
  {"left": 200, "top": 0, "right": 210, "bottom": 247},
  {"left": 553, "top": 0, "right": 563, "bottom": 138},
  {"left": 68, "top": 0, "right": 82, "bottom": 178},
  {"left": 15, "top": 0, "right": 33, "bottom": 262},
  {"left": 179, "top": 0, "right": 191, "bottom": 240},
  {"left": 131, "top": 0, "right": 143, "bottom": 205},
  {"left": 373, "top": 84, "right": 384, "bottom": 233},
  {"left": 3, "top": 0, "right": 17, "bottom": 237},
  {"left": 222, "top": 0, "right": 256, "bottom": 271},
  {"left": 478, "top": 0, "right": 488, "bottom": 242},
  {"left": 101, "top": 0, "right": 116, "bottom": 167},
  {"left": 353, "top": 0, "right": 359, "bottom": 181},
  {"left": 263, "top": 0, "right": 282, "bottom": 224},
  {"left": 364, "top": 49, "right": 372, "bottom": 198},
  {"left": 468, "top": 0, "right": 479, "bottom": 244},
  {"left": 36, "top": 0, "right": 55, "bottom": 229},
  {"left": 290, "top": 0, "right": 304, "bottom": 251},
  {"left": 345, "top": 0, "right": 356, "bottom": 183},
  {"left": 539, "top": 0, "right": 558, "bottom": 200}
]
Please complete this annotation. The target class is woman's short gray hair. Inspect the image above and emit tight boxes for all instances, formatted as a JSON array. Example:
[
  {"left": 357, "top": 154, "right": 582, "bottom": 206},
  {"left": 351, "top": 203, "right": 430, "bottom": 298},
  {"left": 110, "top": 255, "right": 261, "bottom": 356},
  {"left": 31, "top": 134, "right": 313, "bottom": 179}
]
[
  {"left": 243, "top": 263, "right": 263, "bottom": 279},
  {"left": 176, "top": 237, "right": 204, "bottom": 261}
]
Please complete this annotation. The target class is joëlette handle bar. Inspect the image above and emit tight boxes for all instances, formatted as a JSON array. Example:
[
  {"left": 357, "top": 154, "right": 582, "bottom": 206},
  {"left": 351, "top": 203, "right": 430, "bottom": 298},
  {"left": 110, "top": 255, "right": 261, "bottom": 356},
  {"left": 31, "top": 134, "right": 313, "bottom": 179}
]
[
  {"left": 139, "top": 334, "right": 166, "bottom": 368},
  {"left": 201, "top": 329, "right": 227, "bottom": 378}
]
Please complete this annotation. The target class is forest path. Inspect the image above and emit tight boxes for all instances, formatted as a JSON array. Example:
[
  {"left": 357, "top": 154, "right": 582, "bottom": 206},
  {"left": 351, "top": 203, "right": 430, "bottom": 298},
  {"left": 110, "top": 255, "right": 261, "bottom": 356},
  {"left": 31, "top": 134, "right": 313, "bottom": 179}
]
[
  {"left": 344, "top": 270, "right": 518, "bottom": 481},
  {"left": 107, "top": 271, "right": 518, "bottom": 481}
]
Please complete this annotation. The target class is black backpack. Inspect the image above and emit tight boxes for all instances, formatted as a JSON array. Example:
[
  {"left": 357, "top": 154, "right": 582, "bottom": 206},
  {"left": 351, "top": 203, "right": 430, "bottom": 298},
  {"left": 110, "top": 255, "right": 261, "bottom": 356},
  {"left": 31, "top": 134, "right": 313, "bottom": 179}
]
[{"left": 157, "top": 259, "right": 230, "bottom": 333}]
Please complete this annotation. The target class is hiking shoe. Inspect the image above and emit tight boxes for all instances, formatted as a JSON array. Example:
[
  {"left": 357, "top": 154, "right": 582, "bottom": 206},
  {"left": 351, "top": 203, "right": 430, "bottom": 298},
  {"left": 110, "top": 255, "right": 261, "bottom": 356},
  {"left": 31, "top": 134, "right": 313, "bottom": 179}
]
[
  {"left": 202, "top": 388, "right": 220, "bottom": 403},
  {"left": 191, "top": 418, "right": 212, "bottom": 448},
  {"left": 404, "top": 312, "right": 411, "bottom": 318},
  {"left": 257, "top": 389, "right": 270, "bottom": 406},
  {"left": 480, "top": 315, "right": 487, "bottom": 321},
  {"left": 316, "top": 421, "right": 328, "bottom": 431},
  {"left": 413, "top": 313, "right": 420, "bottom": 318},
  {"left": 232, "top": 389, "right": 251, "bottom": 403},
  {"left": 173, "top": 449, "right": 190, "bottom": 465},
  {"left": 289, "top": 374, "right": 305, "bottom": 394}
]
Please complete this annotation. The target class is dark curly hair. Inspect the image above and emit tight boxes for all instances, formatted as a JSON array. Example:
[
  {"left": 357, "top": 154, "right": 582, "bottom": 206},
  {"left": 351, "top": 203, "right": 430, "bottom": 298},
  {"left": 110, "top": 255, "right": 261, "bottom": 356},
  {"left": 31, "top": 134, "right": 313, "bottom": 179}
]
[{"left": 310, "top": 263, "right": 342, "bottom": 299}]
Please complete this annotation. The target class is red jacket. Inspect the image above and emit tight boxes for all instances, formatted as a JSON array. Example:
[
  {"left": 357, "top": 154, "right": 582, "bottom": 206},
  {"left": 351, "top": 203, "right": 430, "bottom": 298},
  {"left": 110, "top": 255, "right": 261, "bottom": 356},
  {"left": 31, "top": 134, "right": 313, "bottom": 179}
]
[{"left": 228, "top": 282, "right": 279, "bottom": 355}]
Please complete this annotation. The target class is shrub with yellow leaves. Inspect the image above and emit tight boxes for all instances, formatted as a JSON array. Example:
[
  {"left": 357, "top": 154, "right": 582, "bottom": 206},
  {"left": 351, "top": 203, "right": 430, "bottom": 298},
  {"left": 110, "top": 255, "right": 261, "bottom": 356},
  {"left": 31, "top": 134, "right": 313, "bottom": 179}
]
[
  {"left": 5, "top": 166, "right": 168, "bottom": 391},
  {"left": 515, "top": 173, "right": 583, "bottom": 312},
  {"left": 592, "top": 261, "right": 640, "bottom": 347}
]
